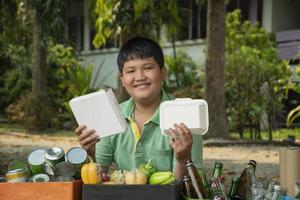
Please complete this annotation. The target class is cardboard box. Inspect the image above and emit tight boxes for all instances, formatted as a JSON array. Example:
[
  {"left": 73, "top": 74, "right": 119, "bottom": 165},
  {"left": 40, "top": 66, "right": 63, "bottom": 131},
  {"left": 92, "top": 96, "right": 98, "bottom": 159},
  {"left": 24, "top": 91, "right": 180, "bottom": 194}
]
[
  {"left": 0, "top": 180, "right": 82, "bottom": 200},
  {"left": 82, "top": 183, "right": 181, "bottom": 200},
  {"left": 279, "top": 147, "right": 300, "bottom": 196}
]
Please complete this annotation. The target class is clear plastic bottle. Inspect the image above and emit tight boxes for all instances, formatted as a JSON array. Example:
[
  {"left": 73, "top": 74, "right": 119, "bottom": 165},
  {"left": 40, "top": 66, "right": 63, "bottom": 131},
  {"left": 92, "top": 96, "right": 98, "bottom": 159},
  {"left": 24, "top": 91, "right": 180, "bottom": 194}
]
[{"left": 264, "top": 179, "right": 275, "bottom": 200}]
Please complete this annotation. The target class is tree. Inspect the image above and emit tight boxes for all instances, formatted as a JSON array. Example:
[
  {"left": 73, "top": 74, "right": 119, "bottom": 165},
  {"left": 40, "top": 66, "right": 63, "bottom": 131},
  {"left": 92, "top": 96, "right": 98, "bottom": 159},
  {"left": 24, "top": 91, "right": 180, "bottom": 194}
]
[
  {"left": 93, "top": 0, "right": 182, "bottom": 102},
  {"left": 24, "top": 0, "right": 67, "bottom": 131},
  {"left": 204, "top": 0, "right": 228, "bottom": 138}
]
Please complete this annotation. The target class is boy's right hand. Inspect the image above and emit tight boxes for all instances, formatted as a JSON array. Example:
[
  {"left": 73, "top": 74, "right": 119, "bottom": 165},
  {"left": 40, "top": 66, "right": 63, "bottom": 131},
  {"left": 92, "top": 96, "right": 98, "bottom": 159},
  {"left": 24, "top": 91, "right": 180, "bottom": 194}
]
[{"left": 75, "top": 125, "right": 100, "bottom": 155}]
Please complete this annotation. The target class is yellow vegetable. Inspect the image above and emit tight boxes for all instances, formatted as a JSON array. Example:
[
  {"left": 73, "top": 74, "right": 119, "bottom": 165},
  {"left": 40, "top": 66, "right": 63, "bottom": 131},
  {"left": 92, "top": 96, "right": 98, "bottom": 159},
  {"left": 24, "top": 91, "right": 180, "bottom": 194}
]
[
  {"left": 124, "top": 169, "right": 147, "bottom": 185},
  {"left": 81, "top": 156, "right": 101, "bottom": 184}
]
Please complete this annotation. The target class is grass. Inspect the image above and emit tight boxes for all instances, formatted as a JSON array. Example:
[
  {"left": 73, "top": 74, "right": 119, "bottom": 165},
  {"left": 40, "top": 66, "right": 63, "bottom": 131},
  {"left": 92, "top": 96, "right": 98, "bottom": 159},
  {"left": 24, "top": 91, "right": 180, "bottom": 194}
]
[
  {"left": 0, "top": 123, "right": 75, "bottom": 137},
  {"left": 1, "top": 122, "right": 299, "bottom": 140},
  {"left": 229, "top": 128, "right": 300, "bottom": 141}
]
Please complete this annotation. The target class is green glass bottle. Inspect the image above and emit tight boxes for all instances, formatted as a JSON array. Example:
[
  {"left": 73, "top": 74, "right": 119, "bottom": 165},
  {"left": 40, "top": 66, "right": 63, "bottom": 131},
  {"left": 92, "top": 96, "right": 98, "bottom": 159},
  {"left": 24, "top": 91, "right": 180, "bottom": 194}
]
[
  {"left": 198, "top": 167, "right": 212, "bottom": 198},
  {"left": 228, "top": 177, "right": 239, "bottom": 200},
  {"left": 212, "top": 161, "right": 223, "bottom": 178}
]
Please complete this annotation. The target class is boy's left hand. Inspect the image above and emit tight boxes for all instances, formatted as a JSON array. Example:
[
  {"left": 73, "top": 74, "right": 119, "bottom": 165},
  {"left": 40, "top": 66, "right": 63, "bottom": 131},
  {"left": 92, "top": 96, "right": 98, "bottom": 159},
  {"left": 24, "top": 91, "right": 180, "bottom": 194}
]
[{"left": 167, "top": 123, "right": 192, "bottom": 162}]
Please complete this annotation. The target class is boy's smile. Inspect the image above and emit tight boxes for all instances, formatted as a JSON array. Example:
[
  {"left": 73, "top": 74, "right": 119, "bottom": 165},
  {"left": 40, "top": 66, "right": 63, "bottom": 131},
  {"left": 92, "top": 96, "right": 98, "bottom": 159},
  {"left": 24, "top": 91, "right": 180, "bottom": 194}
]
[{"left": 120, "top": 57, "right": 166, "bottom": 104}]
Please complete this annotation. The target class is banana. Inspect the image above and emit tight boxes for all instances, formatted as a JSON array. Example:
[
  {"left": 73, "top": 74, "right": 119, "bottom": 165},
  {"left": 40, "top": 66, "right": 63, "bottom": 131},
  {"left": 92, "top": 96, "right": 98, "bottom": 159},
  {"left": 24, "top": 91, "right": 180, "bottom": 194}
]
[{"left": 149, "top": 171, "right": 174, "bottom": 185}]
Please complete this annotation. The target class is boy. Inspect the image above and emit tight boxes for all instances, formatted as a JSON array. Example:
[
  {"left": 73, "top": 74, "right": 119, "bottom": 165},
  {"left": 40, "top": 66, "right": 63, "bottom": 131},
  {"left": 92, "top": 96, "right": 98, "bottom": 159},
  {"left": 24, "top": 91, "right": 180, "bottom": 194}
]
[{"left": 75, "top": 36, "right": 203, "bottom": 179}]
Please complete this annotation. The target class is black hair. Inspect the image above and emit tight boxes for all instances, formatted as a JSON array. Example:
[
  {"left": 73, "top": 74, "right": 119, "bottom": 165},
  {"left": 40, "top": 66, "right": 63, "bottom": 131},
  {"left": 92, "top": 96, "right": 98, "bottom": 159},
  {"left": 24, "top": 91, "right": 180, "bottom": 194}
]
[{"left": 117, "top": 36, "right": 164, "bottom": 73}]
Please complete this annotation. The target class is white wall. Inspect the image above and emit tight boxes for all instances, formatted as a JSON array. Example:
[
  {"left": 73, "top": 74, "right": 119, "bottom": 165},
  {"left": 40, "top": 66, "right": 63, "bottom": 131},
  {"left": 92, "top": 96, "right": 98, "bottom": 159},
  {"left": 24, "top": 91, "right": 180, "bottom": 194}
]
[{"left": 80, "top": 40, "right": 207, "bottom": 89}]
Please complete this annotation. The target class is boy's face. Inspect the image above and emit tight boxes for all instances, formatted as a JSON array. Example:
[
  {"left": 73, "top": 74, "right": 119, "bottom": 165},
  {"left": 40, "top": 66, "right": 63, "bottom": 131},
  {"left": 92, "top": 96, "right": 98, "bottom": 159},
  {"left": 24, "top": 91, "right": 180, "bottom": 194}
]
[{"left": 120, "top": 57, "right": 166, "bottom": 104}]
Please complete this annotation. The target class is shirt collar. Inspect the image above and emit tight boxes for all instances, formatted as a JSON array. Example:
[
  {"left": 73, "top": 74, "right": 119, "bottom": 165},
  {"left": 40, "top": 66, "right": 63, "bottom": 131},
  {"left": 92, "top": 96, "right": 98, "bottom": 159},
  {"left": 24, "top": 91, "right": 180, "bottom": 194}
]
[{"left": 122, "top": 89, "right": 173, "bottom": 125}]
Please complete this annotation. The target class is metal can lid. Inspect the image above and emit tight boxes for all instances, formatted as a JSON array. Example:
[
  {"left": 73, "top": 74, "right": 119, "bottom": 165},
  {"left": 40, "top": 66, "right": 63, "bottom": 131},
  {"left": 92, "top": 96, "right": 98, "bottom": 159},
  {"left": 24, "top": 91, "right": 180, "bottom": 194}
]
[
  {"left": 66, "top": 147, "right": 87, "bottom": 165},
  {"left": 28, "top": 149, "right": 46, "bottom": 165},
  {"left": 45, "top": 147, "right": 65, "bottom": 161},
  {"left": 29, "top": 174, "right": 50, "bottom": 182}
]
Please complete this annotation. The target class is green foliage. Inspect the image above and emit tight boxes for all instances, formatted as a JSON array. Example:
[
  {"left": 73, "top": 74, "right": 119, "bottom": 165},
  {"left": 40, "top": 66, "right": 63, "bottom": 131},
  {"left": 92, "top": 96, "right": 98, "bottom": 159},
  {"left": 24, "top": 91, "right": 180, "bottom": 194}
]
[
  {"left": 287, "top": 61, "right": 300, "bottom": 126},
  {"left": 230, "top": 128, "right": 300, "bottom": 140},
  {"left": 93, "top": 0, "right": 182, "bottom": 48},
  {"left": 5, "top": 43, "right": 108, "bottom": 130},
  {"left": 165, "top": 51, "right": 204, "bottom": 98},
  {"left": 0, "top": 45, "right": 32, "bottom": 115},
  {"left": 225, "top": 10, "right": 290, "bottom": 137}
]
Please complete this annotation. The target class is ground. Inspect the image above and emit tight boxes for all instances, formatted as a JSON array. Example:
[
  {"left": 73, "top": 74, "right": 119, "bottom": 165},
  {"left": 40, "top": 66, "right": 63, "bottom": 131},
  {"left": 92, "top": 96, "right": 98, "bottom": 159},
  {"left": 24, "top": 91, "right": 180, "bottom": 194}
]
[{"left": 0, "top": 131, "right": 281, "bottom": 190}]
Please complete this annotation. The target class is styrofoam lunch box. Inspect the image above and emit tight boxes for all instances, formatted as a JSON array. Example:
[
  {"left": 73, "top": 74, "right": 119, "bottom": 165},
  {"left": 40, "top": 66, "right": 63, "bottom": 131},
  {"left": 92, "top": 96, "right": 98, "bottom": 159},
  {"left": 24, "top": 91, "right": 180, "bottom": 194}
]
[{"left": 159, "top": 98, "right": 209, "bottom": 136}]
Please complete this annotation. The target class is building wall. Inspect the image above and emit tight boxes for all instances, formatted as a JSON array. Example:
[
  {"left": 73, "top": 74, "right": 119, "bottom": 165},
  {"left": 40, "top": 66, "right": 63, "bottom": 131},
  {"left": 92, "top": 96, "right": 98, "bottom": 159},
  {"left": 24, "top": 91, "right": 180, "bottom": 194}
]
[
  {"left": 80, "top": 39, "right": 206, "bottom": 89},
  {"left": 272, "top": 0, "right": 300, "bottom": 32},
  {"left": 262, "top": 0, "right": 300, "bottom": 32}
]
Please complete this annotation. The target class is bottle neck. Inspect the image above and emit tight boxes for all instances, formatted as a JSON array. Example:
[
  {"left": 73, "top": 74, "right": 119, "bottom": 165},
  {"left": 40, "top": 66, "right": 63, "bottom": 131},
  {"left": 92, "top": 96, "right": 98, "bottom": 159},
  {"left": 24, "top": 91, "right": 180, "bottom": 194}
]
[{"left": 228, "top": 178, "right": 239, "bottom": 197}]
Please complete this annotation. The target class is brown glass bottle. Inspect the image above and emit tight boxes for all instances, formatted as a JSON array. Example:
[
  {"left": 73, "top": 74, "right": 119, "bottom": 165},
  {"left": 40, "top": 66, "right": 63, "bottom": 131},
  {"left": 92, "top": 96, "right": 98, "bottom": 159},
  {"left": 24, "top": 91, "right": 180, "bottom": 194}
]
[
  {"left": 234, "top": 160, "right": 257, "bottom": 200},
  {"left": 182, "top": 175, "right": 198, "bottom": 199},
  {"left": 185, "top": 160, "right": 209, "bottom": 199}
]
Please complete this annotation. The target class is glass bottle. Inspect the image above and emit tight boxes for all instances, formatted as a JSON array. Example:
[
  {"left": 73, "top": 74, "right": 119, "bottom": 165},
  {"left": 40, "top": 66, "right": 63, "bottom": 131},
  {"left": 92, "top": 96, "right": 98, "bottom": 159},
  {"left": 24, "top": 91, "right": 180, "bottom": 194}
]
[
  {"left": 264, "top": 179, "right": 275, "bottom": 200},
  {"left": 212, "top": 161, "right": 223, "bottom": 178},
  {"left": 270, "top": 185, "right": 282, "bottom": 200},
  {"left": 198, "top": 167, "right": 212, "bottom": 198},
  {"left": 295, "top": 181, "right": 300, "bottom": 200},
  {"left": 235, "top": 160, "right": 257, "bottom": 200},
  {"left": 228, "top": 177, "right": 239, "bottom": 199},
  {"left": 182, "top": 175, "right": 197, "bottom": 199},
  {"left": 185, "top": 160, "right": 209, "bottom": 199},
  {"left": 211, "top": 177, "right": 228, "bottom": 200}
]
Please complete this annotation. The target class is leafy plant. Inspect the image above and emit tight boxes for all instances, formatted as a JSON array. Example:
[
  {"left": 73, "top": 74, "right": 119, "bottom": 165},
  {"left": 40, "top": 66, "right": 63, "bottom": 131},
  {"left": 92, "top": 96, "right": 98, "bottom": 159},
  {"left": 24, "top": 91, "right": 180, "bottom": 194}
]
[
  {"left": 165, "top": 51, "right": 204, "bottom": 98},
  {"left": 287, "top": 58, "right": 300, "bottom": 127},
  {"left": 225, "top": 10, "right": 290, "bottom": 139}
]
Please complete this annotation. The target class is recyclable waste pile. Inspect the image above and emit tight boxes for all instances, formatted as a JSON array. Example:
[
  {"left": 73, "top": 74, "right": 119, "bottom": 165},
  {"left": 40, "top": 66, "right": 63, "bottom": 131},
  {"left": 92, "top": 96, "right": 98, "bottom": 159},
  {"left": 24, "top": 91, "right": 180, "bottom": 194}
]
[{"left": 3, "top": 146, "right": 88, "bottom": 182}]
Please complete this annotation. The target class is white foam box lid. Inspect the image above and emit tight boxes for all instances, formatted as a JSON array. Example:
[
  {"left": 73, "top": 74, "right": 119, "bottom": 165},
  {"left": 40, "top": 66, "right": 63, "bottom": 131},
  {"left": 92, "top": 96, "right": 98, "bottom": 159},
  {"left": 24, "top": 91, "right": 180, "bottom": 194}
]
[
  {"left": 69, "top": 89, "right": 127, "bottom": 138},
  {"left": 159, "top": 98, "right": 209, "bottom": 135}
]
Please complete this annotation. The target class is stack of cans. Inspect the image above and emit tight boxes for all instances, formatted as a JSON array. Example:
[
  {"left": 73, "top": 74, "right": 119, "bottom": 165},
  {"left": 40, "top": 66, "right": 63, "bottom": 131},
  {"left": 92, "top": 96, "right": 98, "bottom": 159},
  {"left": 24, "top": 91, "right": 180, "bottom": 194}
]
[{"left": 5, "top": 147, "right": 88, "bottom": 183}]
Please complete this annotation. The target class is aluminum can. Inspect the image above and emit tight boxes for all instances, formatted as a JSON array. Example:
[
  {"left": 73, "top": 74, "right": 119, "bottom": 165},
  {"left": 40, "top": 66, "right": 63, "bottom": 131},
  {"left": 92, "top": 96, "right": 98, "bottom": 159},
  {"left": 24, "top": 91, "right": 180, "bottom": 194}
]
[
  {"left": 5, "top": 168, "right": 27, "bottom": 183},
  {"left": 45, "top": 147, "right": 65, "bottom": 167},
  {"left": 29, "top": 174, "right": 50, "bottom": 182},
  {"left": 66, "top": 147, "right": 88, "bottom": 179},
  {"left": 27, "top": 149, "right": 46, "bottom": 175}
]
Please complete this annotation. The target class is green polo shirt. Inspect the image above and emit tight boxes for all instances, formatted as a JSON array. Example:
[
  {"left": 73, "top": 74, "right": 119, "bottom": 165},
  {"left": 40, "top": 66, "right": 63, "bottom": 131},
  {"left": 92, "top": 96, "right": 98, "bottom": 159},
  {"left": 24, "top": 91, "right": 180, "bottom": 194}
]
[{"left": 95, "top": 90, "right": 203, "bottom": 171}]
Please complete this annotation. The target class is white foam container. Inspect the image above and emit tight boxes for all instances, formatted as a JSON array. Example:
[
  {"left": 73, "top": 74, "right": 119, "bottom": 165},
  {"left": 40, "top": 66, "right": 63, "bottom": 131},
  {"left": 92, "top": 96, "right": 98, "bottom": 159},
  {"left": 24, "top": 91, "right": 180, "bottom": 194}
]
[{"left": 159, "top": 98, "right": 209, "bottom": 135}]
